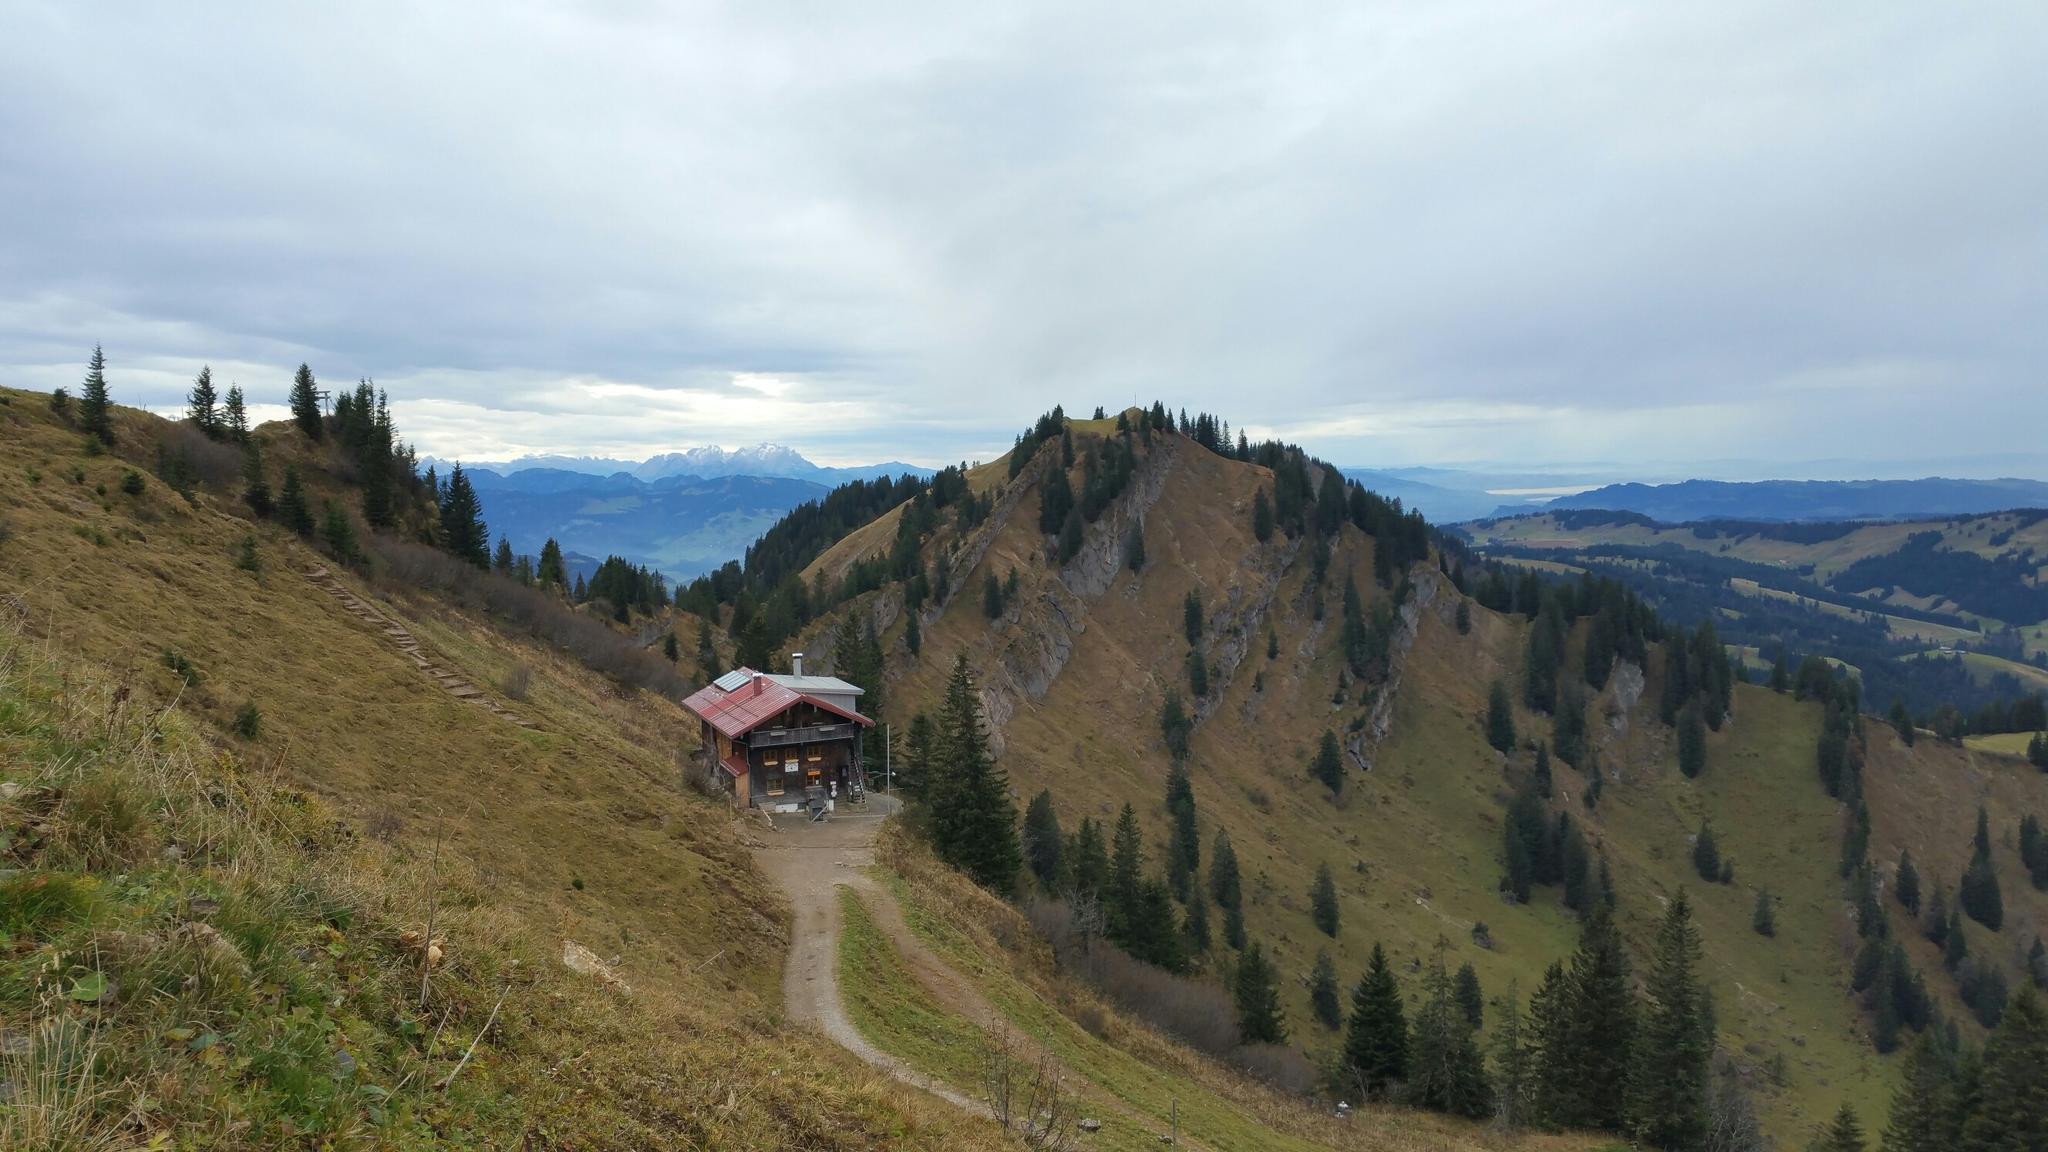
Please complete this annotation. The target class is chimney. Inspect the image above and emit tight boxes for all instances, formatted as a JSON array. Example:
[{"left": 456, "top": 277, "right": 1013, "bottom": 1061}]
[
  {"left": 791, "top": 652, "right": 805, "bottom": 677},
  {"left": 751, "top": 672, "right": 764, "bottom": 697}
]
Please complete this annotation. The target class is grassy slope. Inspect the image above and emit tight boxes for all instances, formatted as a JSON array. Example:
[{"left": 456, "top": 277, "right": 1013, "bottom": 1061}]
[
  {"left": 783, "top": 417, "right": 2048, "bottom": 1143},
  {"left": 857, "top": 832, "right": 1611, "bottom": 1152},
  {"left": 0, "top": 387, "right": 1002, "bottom": 1149}
]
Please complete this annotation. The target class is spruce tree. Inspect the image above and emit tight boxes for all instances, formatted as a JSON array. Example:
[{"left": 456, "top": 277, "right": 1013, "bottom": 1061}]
[
  {"left": 1897, "top": 848, "right": 1922, "bottom": 914},
  {"left": 494, "top": 536, "right": 514, "bottom": 572},
  {"left": 1311, "top": 948, "right": 1342, "bottom": 1030},
  {"left": 904, "top": 611, "right": 922, "bottom": 655},
  {"left": 1547, "top": 905, "right": 1637, "bottom": 1132},
  {"left": 1252, "top": 488, "right": 1274, "bottom": 543},
  {"left": 1486, "top": 679, "right": 1516, "bottom": 753},
  {"left": 222, "top": 384, "right": 249, "bottom": 442},
  {"left": 78, "top": 345, "right": 113, "bottom": 445},
  {"left": 1067, "top": 816, "right": 1107, "bottom": 900},
  {"left": 187, "top": 365, "right": 219, "bottom": 435},
  {"left": 1312, "top": 729, "right": 1345, "bottom": 795},
  {"left": 1164, "top": 763, "right": 1199, "bottom": 900},
  {"left": 1454, "top": 963, "right": 1485, "bottom": 1031},
  {"left": 278, "top": 464, "right": 314, "bottom": 536},
  {"left": 1755, "top": 887, "right": 1777, "bottom": 937},
  {"left": 1345, "top": 942, "right": 1409, "bottom": 1095},
  {"left": 242, "top": 442, "right": 273, "bottom": 517},
  {"left": 1409, "top": 939, "right": 1492, "bottom": 1118},
  {"left": 1233, "top": 940, "right": 1287, "bottom": 1044},
  {"left": 1815, "top": 1104, "right": 1868, "bottom": 1152},
  {"left": 1023, "top": 789, "right": 1062, "bottom": 889},
  {"left": 1632, "top": 889, "right": 1714, "bottom": 1151},
  {"left": 1882, "top": 1034, "right": 1956, "bottom": 1152},
  {"left": 1311, "top": 862, "right": 1339, "bottom": 937},
  {"left": 1126, "top": 522, "right": 1146, "bottom": 571},
  {"left": 320, "top": 501, "right": 357, "bottom": 563},
  {"left": 1492, "top": 979, "right": 1535, "bottom": 1131},
  {"left": 1694, "top": 819, "right": 1723, "bottom": 883},
  {"left": 1677, "top": 699, "right": 1708, "bottom": 778},
  {"left": 1532, "top": 742, "right": 1553, "bottom": 798},
  {"left": 1960, "top": 985, "right": 2048, "bottom": 1150},
  {"left": 537, "top": 537, "right": 565, "bottom": 588},
  {"left": 1183, "top": 589, "right": 1204, "bottom": 645},
  {"left": 289, "top": 363, "right": 323, "bottom": 439},
  {"left": 437, "top": 463, "right": 490, "bottom": 568},
  {"left": 1109, "top": 803, "right": 1144, "bottom": 945},
  {"left": 932, "top": 655, "right": 1019, "bottom": 893},
  {"left": 1959, "top": 806, "right": 2004, "bottom": 931}
]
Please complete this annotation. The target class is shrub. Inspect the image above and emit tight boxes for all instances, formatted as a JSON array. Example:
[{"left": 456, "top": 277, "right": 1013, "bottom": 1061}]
[
  {"left": 233, "top": 702, "right": 263, "bottom": 740},
  {"left": 160, "top": 648, "right": 201, "bottom": 687},
  {"left": 120, "top": 471, "right": 145, "bottom": 496},
  {"left": 502, "top": 664, "right": 532, "bottom": 701}
]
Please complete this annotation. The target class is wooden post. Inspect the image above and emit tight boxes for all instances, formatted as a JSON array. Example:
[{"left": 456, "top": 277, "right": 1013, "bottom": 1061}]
[{"left": 1170, "top": 1097, "right": 1177, "bottom": 1145}]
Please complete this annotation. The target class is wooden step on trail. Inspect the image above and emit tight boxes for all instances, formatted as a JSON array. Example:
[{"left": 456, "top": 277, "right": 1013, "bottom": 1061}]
[{"left": 301, "top": 566, "right": 538, "bottom": 730}]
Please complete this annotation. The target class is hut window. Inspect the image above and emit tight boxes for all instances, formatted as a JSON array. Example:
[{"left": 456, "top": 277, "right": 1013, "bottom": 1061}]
[{"left": 806, "top": 746, "right": 823, "bottom": 762}]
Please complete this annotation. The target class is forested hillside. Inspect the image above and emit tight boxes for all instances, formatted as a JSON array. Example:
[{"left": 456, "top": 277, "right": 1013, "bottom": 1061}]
[{"left": 759, "top": 406, "right": 2048, "bottom": 1146}]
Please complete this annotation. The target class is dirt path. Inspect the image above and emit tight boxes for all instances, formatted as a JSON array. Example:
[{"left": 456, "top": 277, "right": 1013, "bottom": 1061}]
[
  {"left": 750, "top": 795, "right": 993, "bottom": 1117},
  {"left": 301, "top": 565, "right": 535, "bottom": 729}
]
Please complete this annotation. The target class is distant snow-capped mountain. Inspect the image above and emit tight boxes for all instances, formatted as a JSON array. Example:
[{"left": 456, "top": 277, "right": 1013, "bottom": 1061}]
[{"left": 422, "top": 444, "right": 928, "bottom": 486}]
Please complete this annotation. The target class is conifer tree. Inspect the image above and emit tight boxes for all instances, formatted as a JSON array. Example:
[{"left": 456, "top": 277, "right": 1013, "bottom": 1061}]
[
  {"left": 1960, "top": 985, "right": 2048, "bottom": 1150},
  {"left": 1960, "top": 806, "right": 2004, "bottom": 931},
  {"left": 1311, "top": 862, "right": 1339, "bottom": 937},
  {"left": 1543, "top": 905, "right": 1637, "bottom": 1132},
  {"left": 1897, "top": 848, "right": 1922, "bottom": 914},
  {"left": 537, "top": 537, "right": 565, "bottom": 588},
  {"left": 1455, "top": 963, "right": 1485, "bottom": 1031},
  {"left": 1815, "top": 1104, "right": 1868, "bottom": 1152},
  {"left": 1183, "top": 589, "right": 1204, "bottom": 645},
  {"left": 1532, "top": 742, "right": 1553, "bottom": 798},
  {"left": 320, "top": 500, "right": 358, "bottom": 563},
  {"left": 1311, "top": 948, "right": 1342, "bottom": 1030},
  {"left": 1487, "top": 679, "right": 1516, "bottom": 753},
  {"left": 1492, "top": 979, "right": 1535, "bottom": 1131},
  {"left": 1234, "top": 940, "right": 1287, "bottom": 1043},
  {"left": 1694, "top": 819, "right": 1723, "bottom": 883},
  {"left": 187, "top": 366, "right": 219, "bottom": 435},
  {"left": 1222, "top": 899, "right": 1246, "bottom": 952},
  {"left": 932, "top": 655, "right": 1019, "bottom": 893},
  {"left": 222, "top": 384, "right": 249, "bottom": 442},
  {"left": 1945, "top": 907, "right": 1969, "bottom": 971},
  {"left": 1755, "top": 887, "right": 1777, "bottom": 937},
  {"left": 1882, "top": 1034, "right": 1956, "bottom": 1152},
  {"left": 1160, "top": 690, "right": 1191, "bottom": 760},
  {"left": 1632, "top": 889, "right": 1714, "bottom": 1151},
  {"left": 289, "top": 363, "right": 323, "bottom": 439},
  {"left": 1409, "top": 939, "right": 1491, "bottom": 1118},
  {"left": 1677, "top": 698, "right": 1708, "bottom": 778},
  {"left": 1924, "top": 879, "right": 1950, "bottom": 943},
  {"left": 1345, "top": 943, "right": 1408, "bottom": 1095},
  {"left": 904, "top": 610, "right": 922, "bottom": 655},
  {"left": 1065, "top": 818, "right": 1108, "bottom": 902},
  {"left": 437, "top": 463, "right": 490, "bottom": 568},
  {"left": 1252, "top": 488, "right": 1274, "bottom": 543},
  {"left": 1109, "top": 803, "right": 1144, "bottom": 944},
  {"left": 278, "top": 464, "right": 314, "bottom": 536},
  {"left": 241, "top": 441, "right": 273, "bottom": 517},
  {"left": 1023, "top": 789, "right": 1062, "bottom": 890},
  {"left": 663, "top": 632, "right": 679, "bottom": 662},
  {"left": 1125, "top": 522, "right": 1146, "bottom": 571},
  {"left": 1312, "top": 729, "right": 1345, "bottom": 794},
  {"left": 1164, "top": 763, "right": 1199, "bottom": 900},
  {"left": 494, "top": 536, "right": 514, "bottom": 573},
  {"left": 78, "top": 345, "right": 113, "bottom": 445}
]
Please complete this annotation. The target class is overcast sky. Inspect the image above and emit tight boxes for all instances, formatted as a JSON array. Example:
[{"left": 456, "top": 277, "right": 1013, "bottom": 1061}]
[{"left": 3, "top": 3, "right": 2044, "bottom": 475}]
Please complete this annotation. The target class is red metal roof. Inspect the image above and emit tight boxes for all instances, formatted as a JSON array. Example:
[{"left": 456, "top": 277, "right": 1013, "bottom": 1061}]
[
  {"left": 681, "top": 667, "right": 875, "bottom": 739},
  {"left": 719, "top": 752, "right": 749, "bottom": 778}
]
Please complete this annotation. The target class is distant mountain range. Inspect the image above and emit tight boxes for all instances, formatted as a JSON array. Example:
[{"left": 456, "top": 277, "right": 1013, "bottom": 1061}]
[
  {"left": 427, "top": 443, "right": 931, "bottom": 487},
  {"left": 1529, "top": 477, "right": 2048, "bottom": 523},
  {"left": 463, "top": 468, "right": 833, "bottom": 582}
]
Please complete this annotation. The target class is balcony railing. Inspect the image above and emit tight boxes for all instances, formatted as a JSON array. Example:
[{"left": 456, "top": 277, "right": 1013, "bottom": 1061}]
[{"left": 748, "top": 722, "right": 859, "bottom": 749}]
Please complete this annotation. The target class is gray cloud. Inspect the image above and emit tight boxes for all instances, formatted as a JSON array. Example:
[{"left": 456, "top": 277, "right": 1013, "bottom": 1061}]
[{"left": 3, "top": 2, "right": 2044, "bottom": 473}]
